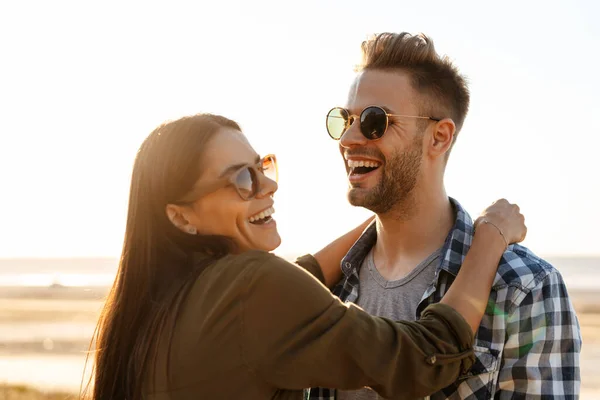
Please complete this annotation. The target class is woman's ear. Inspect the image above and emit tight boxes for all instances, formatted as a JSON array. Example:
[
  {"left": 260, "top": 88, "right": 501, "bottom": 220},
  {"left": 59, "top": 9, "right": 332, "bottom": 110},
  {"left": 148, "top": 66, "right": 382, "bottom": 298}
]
[
  {"left": 165, "top": 204, "right": 198, "bottom": 235},
  {"left": 428, "top": 118, "right": 456, "bottom": 159}
]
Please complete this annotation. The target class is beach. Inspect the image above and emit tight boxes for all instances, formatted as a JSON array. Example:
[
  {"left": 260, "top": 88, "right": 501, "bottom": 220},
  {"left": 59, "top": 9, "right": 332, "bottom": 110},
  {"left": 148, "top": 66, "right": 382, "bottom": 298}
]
[{"left": 0, "top": 282, "right": 599, "bottom": 399}]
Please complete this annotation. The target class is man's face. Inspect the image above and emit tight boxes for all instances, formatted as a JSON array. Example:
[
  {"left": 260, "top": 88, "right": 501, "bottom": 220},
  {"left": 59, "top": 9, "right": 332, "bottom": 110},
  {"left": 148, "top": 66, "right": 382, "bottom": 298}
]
[{"left": 339, "top": 70, "right": 426, "bottom": 215}]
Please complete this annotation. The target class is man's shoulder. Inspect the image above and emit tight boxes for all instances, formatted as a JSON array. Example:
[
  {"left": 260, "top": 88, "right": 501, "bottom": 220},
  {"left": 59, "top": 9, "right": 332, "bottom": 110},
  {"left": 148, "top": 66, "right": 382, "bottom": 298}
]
[{"left": 493, "top": 244, "right": 562, "bottom": 292}]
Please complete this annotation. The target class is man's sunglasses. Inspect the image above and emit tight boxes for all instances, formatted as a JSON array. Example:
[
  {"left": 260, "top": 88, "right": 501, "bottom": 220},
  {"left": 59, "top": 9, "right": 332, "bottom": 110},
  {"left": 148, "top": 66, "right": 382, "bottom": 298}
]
[
  {"left": 178, "top": 154, "right": 278, "bottom": 203},
  {"left": 326, "top": 105, "right": 441, "bottom": 140}
]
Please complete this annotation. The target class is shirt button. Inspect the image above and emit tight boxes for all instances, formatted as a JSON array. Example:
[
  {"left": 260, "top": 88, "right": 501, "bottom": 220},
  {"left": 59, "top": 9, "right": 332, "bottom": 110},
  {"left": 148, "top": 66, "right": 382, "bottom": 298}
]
[{"left": 427, "top": 355, "right": 437, "bottom": 365}]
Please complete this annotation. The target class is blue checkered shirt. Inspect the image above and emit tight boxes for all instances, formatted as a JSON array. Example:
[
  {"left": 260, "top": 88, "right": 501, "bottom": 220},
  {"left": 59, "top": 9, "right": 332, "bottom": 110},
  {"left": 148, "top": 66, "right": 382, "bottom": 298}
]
[{"left": 308, "top": 198, "right": 581, "bottom": 399}]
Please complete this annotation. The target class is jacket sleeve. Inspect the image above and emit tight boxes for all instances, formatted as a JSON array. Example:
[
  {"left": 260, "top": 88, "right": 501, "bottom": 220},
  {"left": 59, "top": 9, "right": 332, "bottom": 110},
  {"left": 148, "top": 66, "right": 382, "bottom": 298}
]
[
  {"left": 239, "top": 251, "right": 475, "bottom": 399},
  {"left": 295, "top": 254, "right": 325, "bottom": 284}
]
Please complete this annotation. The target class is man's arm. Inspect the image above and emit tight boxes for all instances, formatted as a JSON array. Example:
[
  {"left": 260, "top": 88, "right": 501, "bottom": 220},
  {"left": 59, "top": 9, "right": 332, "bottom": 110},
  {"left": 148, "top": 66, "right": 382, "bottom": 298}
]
[{"left": 496, "top": 270, "right": 582, "bottom": 398}]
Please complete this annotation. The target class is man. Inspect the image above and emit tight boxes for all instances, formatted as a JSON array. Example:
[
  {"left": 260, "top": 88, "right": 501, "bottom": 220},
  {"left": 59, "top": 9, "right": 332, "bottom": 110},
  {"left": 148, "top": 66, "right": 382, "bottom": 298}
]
[{"left": 311, "top": 32, "right": 581, "bottom": 399}]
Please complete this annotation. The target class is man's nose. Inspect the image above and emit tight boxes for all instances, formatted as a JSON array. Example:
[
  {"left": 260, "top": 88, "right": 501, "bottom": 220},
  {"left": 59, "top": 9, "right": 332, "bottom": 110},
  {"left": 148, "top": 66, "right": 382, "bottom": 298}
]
[{"left": 339, "top": 117, "right": 368, "bottom": 148}]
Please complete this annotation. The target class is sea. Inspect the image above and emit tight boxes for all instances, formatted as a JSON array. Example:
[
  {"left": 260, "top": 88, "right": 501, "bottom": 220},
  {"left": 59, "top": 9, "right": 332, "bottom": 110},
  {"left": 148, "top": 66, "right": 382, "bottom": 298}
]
[{"left": 0, "top": 255, "right": 598, "bottom": 290}]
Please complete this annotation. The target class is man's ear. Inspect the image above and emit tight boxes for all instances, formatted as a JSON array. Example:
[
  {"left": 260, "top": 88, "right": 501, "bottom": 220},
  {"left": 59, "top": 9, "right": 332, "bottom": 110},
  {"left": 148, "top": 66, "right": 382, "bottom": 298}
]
[
  {"left": 165, "top": 204, "right": 198, "bottom": 235},
  {"left": 428, "top": 118, "right": 456, "bottom": 158}
]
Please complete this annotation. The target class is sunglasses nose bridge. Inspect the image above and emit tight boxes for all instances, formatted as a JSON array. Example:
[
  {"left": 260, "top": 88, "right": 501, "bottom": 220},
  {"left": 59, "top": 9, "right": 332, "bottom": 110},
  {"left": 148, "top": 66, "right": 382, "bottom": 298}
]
[{"left": 347, "top": 114, "right": 356, "bottom": 128}]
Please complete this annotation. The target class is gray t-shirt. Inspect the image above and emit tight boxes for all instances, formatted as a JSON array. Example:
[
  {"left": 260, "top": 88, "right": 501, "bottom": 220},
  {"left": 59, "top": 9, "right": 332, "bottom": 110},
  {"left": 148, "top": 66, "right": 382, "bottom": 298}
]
[{"left": 337, "top": 248, "right": 441, "bottom": 400}]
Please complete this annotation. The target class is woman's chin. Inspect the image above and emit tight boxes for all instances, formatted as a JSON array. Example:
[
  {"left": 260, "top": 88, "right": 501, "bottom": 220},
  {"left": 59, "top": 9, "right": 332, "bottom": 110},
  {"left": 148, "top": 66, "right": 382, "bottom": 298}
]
[
  {"left": 259, "top": 233, "right": 282, "bottom": 252},
  {"left": 238, "top": 229, "right": 281, "bottom": 253}
]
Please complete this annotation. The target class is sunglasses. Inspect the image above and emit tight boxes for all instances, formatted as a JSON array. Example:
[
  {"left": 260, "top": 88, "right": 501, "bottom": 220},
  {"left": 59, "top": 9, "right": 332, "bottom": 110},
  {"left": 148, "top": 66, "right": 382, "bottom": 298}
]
[
  {"left": 326, "top": 106, "right": 441, "bottom": 140},
  {"left": 178, "top": 154, "right": 278, "bottom": 203}
]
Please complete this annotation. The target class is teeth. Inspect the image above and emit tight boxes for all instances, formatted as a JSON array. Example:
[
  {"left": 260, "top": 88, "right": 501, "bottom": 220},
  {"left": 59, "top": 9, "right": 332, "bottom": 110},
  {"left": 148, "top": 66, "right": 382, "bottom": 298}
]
[
  {"left": 347, "top": 160, "right": 381, "bottom": 168},
  {"left": 249, "top": 206, "right": 275, "bottom": 222}
]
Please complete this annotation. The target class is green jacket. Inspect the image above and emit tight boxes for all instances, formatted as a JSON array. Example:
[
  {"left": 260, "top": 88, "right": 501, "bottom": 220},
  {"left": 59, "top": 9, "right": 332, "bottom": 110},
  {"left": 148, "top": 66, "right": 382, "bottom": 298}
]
[{"left": 144, "top": 250, "right": 475, "bottom": 399}]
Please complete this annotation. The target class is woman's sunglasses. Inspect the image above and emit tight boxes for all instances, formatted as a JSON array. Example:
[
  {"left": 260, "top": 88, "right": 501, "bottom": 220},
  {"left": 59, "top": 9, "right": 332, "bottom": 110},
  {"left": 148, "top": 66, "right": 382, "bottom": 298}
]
[
  {"left": 178, "top": 154, "right": 278, "bottom": 203},
  {"left": 326, "top": 105, "right": 441, "bottom": 140}
]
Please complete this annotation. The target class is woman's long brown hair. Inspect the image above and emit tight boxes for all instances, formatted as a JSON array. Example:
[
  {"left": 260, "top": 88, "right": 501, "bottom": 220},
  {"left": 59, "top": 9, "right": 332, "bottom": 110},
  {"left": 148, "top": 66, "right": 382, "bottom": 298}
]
[{"left": 82, "top": 114, "right": 240, "bottom": 399}]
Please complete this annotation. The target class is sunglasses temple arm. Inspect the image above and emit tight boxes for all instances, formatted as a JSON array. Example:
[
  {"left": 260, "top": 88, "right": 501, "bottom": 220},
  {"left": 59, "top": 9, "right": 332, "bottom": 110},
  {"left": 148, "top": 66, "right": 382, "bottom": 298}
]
[{"left": 177, "top": 177, "right": 231, "bottom": 203}]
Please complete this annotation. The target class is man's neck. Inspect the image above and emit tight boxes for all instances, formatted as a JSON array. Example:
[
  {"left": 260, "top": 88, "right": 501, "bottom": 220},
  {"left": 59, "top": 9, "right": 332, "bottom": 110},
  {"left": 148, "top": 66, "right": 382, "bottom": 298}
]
[{"left": 373, "top": 190, "right": 454, "bottom": 280}]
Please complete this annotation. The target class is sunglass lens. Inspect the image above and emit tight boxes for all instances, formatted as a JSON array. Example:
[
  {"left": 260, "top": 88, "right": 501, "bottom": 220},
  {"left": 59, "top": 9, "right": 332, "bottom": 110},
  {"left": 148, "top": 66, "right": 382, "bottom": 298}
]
[
  {"left": 326, "top": 108, "right": 349, "bottom": 140},
  {"left": 262, "top": 155, "right": 278, "bottom": 182},
  {"left": 235, "top": 167, "right": 258, "bottom": 200},
  {"left": 360, "top": 106, "right": 387, "bottom": 139}
]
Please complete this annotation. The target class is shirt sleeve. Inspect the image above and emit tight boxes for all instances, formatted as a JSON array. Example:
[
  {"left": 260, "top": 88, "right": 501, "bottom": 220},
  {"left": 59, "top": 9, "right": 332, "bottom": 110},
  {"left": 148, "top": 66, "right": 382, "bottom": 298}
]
[
  {"left": 238, "top": 251, "right": 476, "bottom": 399},
  {"left": 496, "top": 270, "right": 582, "bottom": 398}
]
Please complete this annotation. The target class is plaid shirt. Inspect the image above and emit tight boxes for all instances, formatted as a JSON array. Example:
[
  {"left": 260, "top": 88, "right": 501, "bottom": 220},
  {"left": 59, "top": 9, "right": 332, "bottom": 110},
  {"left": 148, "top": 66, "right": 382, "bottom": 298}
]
[{"left": 309, "top": 198, "right": 582, "bottom": 399}]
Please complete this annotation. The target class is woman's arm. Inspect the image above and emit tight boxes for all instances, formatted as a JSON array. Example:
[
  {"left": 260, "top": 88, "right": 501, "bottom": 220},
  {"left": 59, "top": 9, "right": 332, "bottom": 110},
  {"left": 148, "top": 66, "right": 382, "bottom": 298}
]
[
  {"left": 241, "top": 252, "right": 475, "bottom": 399},
  {"left": 440, "top": 199, "right": 526, "bottom": 333},
  {"left": 312, "top": 216, "right": 374, "bottom": 287},
  {"left": 439, "top": 223, "right": 505, "bottom": 333}
]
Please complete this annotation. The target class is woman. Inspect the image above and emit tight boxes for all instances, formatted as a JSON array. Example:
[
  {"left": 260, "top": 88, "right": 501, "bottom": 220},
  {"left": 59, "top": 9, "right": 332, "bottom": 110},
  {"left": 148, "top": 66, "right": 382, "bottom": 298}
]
[{"left": 84, "top": 114, "right": 525, "bottom": 400}]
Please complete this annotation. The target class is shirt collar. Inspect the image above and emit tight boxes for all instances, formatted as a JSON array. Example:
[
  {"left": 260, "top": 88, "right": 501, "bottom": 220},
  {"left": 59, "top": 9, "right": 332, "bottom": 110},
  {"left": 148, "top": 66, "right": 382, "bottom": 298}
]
[
  {"left": 340, "top": 198, "right": 475, "bottom": 277},
  {"left": 438, "top": 198, "right": 474, "bottom": 277}
]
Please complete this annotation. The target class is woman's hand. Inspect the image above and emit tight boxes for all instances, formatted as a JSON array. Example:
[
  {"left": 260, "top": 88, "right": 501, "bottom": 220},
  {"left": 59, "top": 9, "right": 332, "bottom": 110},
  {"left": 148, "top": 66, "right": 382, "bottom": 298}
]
[{"left": 474, "top": 199, "right": 527, "bottom": 248}]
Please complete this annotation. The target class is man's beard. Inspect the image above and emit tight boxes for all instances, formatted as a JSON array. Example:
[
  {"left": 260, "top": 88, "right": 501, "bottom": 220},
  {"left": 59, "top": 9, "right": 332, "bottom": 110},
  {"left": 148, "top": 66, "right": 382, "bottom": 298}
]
[{"left": 348, "top": 142, "right": 422, "bottom": 216}]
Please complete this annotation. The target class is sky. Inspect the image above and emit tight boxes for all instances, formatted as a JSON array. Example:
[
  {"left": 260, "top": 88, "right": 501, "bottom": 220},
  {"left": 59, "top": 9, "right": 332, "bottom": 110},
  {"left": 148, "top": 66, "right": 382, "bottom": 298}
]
[{"left": 0, "top": 0, "right": 598, "bottom": 258}]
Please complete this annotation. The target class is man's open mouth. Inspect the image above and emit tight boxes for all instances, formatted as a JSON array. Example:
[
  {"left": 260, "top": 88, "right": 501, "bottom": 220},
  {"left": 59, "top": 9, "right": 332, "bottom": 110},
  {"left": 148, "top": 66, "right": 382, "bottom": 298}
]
[
  {"left": 248, "top": 206, "right": 275, "bottom": 225},
  {"left": 347, "top": 159, "right": 382, "bottom": 175}
]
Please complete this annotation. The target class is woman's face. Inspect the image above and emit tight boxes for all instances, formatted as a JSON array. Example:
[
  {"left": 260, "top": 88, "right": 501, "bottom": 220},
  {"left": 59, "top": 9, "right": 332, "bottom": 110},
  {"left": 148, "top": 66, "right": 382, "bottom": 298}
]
[{"left": 175, "top": 127, "right": 281, "bottom": 252}]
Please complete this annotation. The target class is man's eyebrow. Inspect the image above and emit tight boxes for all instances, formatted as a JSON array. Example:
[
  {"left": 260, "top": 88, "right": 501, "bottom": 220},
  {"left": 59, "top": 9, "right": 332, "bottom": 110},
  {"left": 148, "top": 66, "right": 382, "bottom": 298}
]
[{"left": 218, "top": 155, "right": 260, "bottom": 178}]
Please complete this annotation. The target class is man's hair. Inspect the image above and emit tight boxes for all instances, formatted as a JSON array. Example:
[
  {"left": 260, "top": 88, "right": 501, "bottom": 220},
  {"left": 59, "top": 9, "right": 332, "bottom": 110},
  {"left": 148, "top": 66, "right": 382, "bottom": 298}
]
[{"left": 358, "top": 32, "right": 470, "bottom": 138}]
